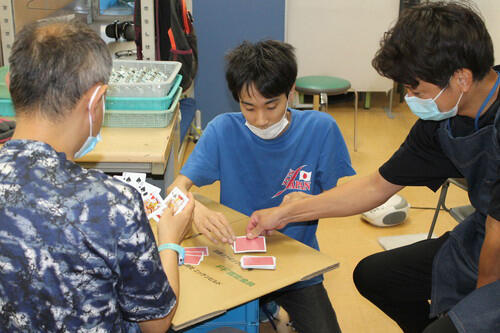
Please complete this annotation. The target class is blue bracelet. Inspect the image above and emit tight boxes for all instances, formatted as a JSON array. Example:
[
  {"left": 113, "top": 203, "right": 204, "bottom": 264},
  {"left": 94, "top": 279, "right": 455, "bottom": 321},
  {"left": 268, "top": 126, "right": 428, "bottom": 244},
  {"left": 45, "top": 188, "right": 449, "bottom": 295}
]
[{"left": 158, "top": 243, "right": 185, "bottom": 266}]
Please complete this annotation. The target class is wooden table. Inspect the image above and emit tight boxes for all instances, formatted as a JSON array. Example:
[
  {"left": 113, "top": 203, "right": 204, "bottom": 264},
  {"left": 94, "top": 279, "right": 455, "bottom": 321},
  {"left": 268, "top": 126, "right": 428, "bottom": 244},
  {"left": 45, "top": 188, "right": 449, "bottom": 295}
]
[{"left": 77, "top": 104, "right": 181, "bottom": 192}]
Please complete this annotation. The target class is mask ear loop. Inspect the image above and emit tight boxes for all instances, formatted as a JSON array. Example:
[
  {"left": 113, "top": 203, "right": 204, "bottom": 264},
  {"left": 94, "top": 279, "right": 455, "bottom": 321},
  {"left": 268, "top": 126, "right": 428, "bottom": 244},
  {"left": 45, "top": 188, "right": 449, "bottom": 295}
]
[
  {"left": 432, "top": 85, "right": 447, "bottom": 102},
  {"left": 87, "top": 86, "right": 102, "bottom": 137}
]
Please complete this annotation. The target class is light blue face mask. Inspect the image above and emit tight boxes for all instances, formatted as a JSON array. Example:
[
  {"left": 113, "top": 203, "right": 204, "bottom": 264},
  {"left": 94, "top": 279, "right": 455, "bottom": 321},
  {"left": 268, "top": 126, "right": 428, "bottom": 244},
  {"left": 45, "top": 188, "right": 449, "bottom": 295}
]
[
  {"left": 405, "top": 85, "right": 463, "bottom": 121},
  {"left": 74, "top": 86, "right": 104, "bottom": 159}
]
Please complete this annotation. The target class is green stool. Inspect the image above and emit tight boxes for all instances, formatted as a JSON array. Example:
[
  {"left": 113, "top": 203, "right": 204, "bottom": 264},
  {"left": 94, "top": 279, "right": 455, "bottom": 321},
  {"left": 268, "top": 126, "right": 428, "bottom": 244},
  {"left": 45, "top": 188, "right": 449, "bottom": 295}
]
[{"left": 295, "top": 75, "right": 358, "bottom": 151}]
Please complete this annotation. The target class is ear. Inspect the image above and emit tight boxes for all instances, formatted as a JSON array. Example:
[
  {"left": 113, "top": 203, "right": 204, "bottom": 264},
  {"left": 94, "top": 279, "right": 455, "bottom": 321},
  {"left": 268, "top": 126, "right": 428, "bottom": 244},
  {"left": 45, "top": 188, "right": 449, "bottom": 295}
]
[{"left": 453, "top": 69, "right": 473, "bottom": 93}]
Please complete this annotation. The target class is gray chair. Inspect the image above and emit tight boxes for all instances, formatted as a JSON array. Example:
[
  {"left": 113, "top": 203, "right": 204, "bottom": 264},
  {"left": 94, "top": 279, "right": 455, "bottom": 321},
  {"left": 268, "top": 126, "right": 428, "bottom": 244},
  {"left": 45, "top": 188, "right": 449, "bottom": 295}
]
[{"left": 427, "top": 178, "right": 475, "bottom": 239}]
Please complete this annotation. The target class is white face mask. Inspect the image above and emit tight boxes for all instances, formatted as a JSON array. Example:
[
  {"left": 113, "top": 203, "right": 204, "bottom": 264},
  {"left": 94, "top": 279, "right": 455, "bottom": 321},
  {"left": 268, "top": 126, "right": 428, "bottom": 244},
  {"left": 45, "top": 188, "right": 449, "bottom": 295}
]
[
  {"left": 405, "top": 82, "right": 463, "bottom": 121},
  {"left": 74, "top": 86, "right": 104, "bottom": 159},
  {"left": 245, "top": 103, "right": 289, "bottom": 140}
]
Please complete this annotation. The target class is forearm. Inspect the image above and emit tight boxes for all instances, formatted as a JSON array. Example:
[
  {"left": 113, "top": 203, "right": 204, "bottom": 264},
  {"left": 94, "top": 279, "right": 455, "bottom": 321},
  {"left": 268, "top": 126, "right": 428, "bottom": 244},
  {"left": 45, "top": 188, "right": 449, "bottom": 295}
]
[
  {"left": 280, "top": 171, "right": 403, "bottom": 224},
  {"left": 167, "top": 174, "right": 193, "bottom": 194},
  {"left": 477, "top": 215, "right": 500, "bottom": 288}
]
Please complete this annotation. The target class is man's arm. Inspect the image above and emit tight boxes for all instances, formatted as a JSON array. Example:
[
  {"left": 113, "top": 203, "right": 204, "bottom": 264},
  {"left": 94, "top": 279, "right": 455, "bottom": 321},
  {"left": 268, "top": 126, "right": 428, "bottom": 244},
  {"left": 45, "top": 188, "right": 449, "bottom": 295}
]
[
  {"left": 476, "top": 215, "right": 500, "bottom": 288},
  {"left": 139, "top": 193, "right": 195, "bottom": 333},
  {"left": 168, "top": 175, "right": 235, "bottom": 243},
  {"left": 247, "top": 171, "right": 403, "bottom": 237}
]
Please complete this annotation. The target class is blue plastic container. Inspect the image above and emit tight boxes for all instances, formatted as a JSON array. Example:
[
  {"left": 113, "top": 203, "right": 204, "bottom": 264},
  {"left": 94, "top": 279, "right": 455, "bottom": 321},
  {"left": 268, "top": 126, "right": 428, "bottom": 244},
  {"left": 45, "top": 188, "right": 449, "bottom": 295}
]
[
  {"left": 178, "top": 300, "right": 259, "bottom": 333},
  {"left": 105, "top": 74, "right": 182, "bottom": 111}
]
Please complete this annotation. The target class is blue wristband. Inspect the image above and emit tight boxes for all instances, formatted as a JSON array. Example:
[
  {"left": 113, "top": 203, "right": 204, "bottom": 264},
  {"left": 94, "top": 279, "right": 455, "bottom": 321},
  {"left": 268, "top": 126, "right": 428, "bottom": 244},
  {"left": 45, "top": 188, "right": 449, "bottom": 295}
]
[{"left": 158, "top": 243, "right": 185, "bottom": 266}]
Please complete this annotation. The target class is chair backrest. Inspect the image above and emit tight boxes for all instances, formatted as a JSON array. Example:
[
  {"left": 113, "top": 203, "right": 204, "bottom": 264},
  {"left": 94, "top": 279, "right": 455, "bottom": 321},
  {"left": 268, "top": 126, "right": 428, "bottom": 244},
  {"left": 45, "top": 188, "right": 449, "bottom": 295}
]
[{"left": 427, "top": 178, "right": 474, "bottom": 239}]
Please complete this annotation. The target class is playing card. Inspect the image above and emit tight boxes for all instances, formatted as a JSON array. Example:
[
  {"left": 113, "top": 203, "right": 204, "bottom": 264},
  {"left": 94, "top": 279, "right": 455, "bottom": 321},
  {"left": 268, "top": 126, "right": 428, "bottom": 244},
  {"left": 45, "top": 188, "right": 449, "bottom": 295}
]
[
  {"left": 122, "top": 172, "right": 146, "bottom": 190},
  {"left": 240, "top": 256, "right": 276, "bottom": 270},
  {"left": 184, "top": 254, "right": 204, "bottom": 266},
  {"left": 150, "top": 202, "right": 167, "bottom": 222},
  {"left": 164, "top": 187, "right": 189, "bottom": 216},
  {"left": 144, "top": 192, "right": 164, "bottom": 217},
  {"left": 233, "top": 236, "right": 266, "bottom": 253},
  {"left": 185, "top": 247, "right": 209, "bottom": 256}
]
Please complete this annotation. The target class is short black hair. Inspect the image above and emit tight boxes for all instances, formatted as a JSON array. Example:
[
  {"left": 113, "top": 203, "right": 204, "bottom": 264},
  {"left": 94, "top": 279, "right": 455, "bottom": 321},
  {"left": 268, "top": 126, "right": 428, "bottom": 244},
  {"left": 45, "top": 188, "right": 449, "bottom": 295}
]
[
  {"left": 9, "top": 20, "right": 112, "bottom": 118},
  {"left": 372, "top": 1, "right": 493, "bottom": 88},
  {"left": 225, "top": 40, "right": 297, "bottom": 101}
]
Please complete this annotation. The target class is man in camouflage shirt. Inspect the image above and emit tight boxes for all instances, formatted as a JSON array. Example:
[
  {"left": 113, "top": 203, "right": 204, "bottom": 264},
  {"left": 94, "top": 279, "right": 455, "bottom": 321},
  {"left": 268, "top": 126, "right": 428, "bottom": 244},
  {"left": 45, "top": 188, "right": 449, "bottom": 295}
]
[{"left": 0, "top": 20, "right": 193, "bottom": 332}]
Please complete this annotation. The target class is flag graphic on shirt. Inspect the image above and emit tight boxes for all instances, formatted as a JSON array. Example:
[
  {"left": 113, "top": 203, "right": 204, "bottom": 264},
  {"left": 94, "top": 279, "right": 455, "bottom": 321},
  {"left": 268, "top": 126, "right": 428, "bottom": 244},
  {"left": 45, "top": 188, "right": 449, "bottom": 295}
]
[
  {"left": 272, "top": 165, "right": 312, "bottom": 198},
  {"left": 299, "top": 171, "right": 311, "bottom": 181}
]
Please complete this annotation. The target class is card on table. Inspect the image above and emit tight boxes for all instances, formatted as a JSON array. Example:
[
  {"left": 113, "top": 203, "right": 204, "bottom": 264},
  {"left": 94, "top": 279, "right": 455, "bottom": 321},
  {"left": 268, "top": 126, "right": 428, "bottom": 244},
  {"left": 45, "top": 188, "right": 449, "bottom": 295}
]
[
  {"left": 164, "top": 187, "right": 189, "bottom": 216},
  {"left": 185, "top": 247, "right": 209, "bottom": 256},
  {"left": 240, "top": 256, "right": 276, "bottom": 270},
  {"left": 233, "top": 236, "right": 267, "bottom": 253},
  {"left": 184, "top": 254, "right": 204, "bottom": 266}
]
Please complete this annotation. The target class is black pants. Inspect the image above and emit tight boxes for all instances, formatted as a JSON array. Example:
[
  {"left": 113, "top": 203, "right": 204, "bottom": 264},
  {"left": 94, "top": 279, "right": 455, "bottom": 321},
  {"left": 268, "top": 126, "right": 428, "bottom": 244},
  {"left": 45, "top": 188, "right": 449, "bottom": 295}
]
[
  {"left": 262, "top": 282, "right": 341, "bottom": 333},
  {"left": 353, "top": 233, "right": 458, "bottom": 333}
]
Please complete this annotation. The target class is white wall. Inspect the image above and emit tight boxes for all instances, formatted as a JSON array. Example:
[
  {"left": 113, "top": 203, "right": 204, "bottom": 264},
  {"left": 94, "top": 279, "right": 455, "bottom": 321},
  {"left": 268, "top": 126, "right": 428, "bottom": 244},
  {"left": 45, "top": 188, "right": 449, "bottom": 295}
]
[{"left": 286, "top": 0, "right": 399, "bottom": 93}]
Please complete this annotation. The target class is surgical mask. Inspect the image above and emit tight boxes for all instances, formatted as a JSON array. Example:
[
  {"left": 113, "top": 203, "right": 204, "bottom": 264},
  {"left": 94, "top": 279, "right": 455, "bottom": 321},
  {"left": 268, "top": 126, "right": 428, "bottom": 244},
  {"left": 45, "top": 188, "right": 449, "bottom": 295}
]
[
  {"left": 245, "top": 103, "right": 289, "bottom": 140},
  {"left": 74, "top": 86, "right": 104, "bottom": 159},
  {"left": 405, "top": 85, "right": 463, "bottom": 121}
]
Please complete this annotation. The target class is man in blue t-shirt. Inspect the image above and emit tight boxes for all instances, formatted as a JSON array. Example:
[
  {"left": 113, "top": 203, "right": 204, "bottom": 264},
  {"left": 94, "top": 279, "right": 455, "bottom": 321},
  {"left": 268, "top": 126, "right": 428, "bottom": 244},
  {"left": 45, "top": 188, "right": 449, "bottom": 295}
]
[{"left": 168, "top": 40, "right": 355, "bottom": 333}]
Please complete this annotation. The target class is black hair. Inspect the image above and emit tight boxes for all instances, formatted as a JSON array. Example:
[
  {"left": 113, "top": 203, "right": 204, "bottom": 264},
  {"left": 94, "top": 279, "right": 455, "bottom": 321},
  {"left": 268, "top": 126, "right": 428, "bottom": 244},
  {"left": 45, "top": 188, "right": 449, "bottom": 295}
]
[
  {"left": 9, "top": 20, "right": 112, "bottom": 117},
  {"left": 225, "top": 40, "right": 297, "bottom": 101},
  {"left": 372, "top": 1, "right": 493, "bottom": 88}
]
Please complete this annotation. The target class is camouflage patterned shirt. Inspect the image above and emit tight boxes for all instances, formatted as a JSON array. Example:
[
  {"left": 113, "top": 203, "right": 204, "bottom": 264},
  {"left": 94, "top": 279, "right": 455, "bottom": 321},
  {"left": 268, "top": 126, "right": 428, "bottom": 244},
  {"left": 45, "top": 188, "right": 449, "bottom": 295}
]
[{"left": 0, "top": 140, "right": 175, "bottom": 332}]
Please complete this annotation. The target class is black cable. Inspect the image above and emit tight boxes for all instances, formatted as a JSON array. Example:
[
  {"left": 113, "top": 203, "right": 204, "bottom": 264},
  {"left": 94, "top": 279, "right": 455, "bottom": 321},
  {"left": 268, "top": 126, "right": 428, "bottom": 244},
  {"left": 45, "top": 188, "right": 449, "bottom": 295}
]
[{"left": 410, "top": 206, "right": 445, "bottom": 211}]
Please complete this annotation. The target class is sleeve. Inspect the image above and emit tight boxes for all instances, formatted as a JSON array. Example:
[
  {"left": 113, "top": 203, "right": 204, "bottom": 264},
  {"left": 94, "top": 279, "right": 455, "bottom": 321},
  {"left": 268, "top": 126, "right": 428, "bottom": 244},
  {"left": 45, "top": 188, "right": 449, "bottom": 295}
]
[
  {"left": 180, "top": 120, "right": 221, "bottom": 186},
  {"left": 379, "top": 120, "right": 462, "bottom": 191},
  {"left": 317, "top": 119, "right": 356, "bottom": 192},
  {"left": 116, "top": 189, "right": 176, "bottom": 322}
]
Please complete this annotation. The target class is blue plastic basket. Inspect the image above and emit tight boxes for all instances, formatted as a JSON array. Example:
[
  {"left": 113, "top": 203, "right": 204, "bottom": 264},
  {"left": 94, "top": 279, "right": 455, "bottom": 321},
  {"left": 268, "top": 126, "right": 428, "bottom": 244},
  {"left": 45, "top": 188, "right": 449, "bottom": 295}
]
[
  {"left": 0, "top": 98, "right": 14, "bottom": 116},
  {"left": 179, "top": 300, "right": 259, "bottom": 333},
  {"left": 105, "top": 74, "right": 182, "bottom": 111},
  {"left": 103, "top": 87, "right": 182, "bottom": 128}
]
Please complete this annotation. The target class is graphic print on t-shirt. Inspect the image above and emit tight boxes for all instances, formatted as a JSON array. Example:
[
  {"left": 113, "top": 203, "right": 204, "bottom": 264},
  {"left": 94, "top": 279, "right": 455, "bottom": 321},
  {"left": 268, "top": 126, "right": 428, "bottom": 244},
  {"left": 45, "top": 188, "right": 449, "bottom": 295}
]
[{"left": 272, "top": 165, "right": 312, "bottom": 198}]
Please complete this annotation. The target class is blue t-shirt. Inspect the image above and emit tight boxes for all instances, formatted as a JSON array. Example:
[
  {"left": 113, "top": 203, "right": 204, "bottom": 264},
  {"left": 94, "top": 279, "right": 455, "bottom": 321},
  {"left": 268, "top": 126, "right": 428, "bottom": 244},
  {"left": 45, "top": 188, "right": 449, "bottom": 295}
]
[
  {"left": 0, "top": 140, "right": 175, "bottom": 332},
  {"left": 181, "top": 109, "right": 355, "bottom": 287}
]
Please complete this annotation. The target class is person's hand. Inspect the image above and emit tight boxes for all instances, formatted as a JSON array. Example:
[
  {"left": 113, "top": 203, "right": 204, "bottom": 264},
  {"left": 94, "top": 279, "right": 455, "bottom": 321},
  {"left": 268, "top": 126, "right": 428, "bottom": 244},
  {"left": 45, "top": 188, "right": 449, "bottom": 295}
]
[
  {"left": 193, "top": 203, "right": 235, "bottom": 244},
  {"left": 157, "top": 192, "right": 195, "bottom": 245},
  {"left": 281, "top": 191, "right": 312, "bottom": 206},
  {"left": 246, "top": 206, "right": 288, "bottom": 239}
]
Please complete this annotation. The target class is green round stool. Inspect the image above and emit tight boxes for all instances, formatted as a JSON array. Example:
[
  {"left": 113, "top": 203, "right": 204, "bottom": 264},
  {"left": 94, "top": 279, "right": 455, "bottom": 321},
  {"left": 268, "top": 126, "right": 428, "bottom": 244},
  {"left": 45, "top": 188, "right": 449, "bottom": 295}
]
[{"left": 295, "top": 75, "right": 358, "bottom": 151}]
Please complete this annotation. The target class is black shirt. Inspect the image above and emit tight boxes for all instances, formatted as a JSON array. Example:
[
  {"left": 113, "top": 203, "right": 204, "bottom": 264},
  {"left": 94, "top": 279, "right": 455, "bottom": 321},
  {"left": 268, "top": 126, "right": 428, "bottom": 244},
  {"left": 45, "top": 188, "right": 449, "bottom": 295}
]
[{"left": 380, "top": 68, "right": 500, "bottom": 220}]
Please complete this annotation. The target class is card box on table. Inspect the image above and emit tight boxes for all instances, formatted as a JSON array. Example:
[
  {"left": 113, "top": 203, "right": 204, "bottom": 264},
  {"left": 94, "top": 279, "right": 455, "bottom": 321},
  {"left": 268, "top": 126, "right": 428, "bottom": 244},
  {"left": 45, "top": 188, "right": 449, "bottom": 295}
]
[{"left": 149, "top": 194, "right": 340, "bottom": 332}]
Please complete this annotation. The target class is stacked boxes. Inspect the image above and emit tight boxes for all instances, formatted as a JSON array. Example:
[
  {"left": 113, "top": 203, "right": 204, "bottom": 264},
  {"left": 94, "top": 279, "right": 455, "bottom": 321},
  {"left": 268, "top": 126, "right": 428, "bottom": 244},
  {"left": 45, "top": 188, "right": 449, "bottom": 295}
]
[
  {"left": 0, "top": 66, "right": 14, "bottom": 117},
  {"left": 104, "top": 60, "right": 183, "bottom": 128}
]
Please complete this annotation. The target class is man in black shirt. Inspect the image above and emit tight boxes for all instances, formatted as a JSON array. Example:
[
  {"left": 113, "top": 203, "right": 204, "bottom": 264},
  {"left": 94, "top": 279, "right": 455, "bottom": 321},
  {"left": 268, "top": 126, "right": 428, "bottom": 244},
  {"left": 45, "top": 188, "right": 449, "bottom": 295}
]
[{"left": 245, "top": 2, "right": 499, "bottom": 332}]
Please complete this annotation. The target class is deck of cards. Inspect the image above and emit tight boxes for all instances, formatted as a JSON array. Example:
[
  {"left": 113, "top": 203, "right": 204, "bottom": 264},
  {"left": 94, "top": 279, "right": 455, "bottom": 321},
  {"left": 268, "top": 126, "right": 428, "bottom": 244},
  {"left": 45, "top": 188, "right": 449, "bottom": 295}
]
[
  {"left": 114, "top": 172, "right": 189, "bottom": 222},
  {"left": 183, "top": 247, "right": 209, "bottom": 266},
  {"left": 233, "top": 236, "right": 277, "bottom": 270},
  {"left": 233, "top": 236, "right": 267, "bottom": 253},
  {"left": 240, "top": 256, "right": 276, "bottom": 270}
]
